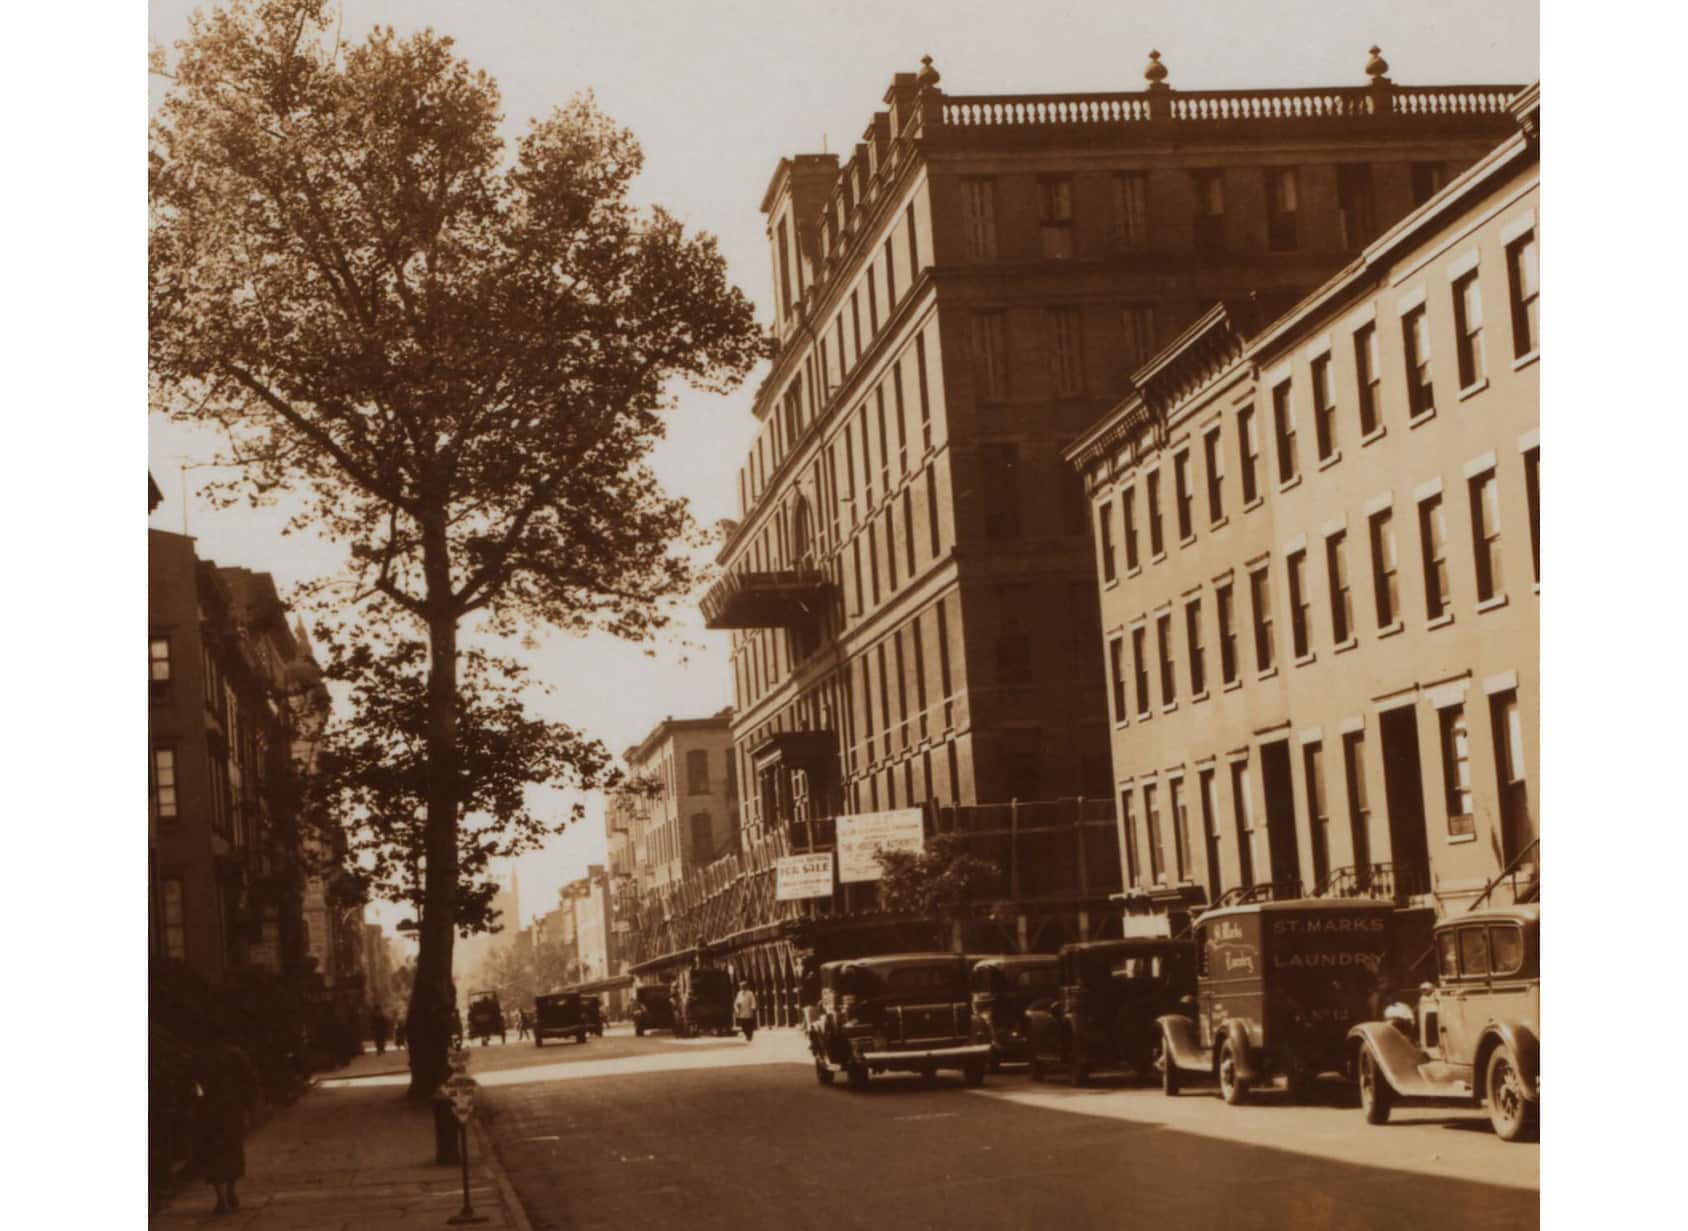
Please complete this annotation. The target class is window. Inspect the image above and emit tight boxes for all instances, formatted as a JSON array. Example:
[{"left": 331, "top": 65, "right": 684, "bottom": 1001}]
[
  {"left": 1287, "top": 550, "right": 1311, "bottom": 659},
  {"left": 1440, "top": 703, "right": 1474, "bottom": 822},
  {"left": 1524, "top": 447, "right": 1540, "bottom": 584},
  {"left": 1507, "top": 230, "right": 1539, "bottom": 358},
  {"left": 867, "top": 519, "right": 881, "bottom": 605},
  {"left": 926, "top": 465, "right": 942, "bottom": 558},
  {"left": 1147, "top": 470, "right": 1164, "bottom": 557},
  {"left": 1326, "top": 532, "right": 1354, "bottom": 644},
  {"left": 776, "top": 219, "right": 793, "bottom": 316},
  {"left": 1051, "top": 308, "right": 1084, "bottom": 397},
  {"left": 1038, "top": 176, "right": 1075, "bottom": 260},
  {"left": 902, "top": 487, "right": 916, "bottom": 577},
  {"left": 1403, "top": 305, "right": 1435, "bottom": 419},
  {"left": 1199, "top": 769, "right": 1221, "bottom": 896},
  {"left": 1355, "top": 323, "right": 1382, "bottom": 436},
  {"left": 961, "top": 178, "right": 998, "bottom": 260},
  {"left": 1192, "top": 170, "right": 1224, "bottom": 251},
  {"left": 1419, "top": 493, "right": 1451, "bottom": 619},
  {"left": 1271, "top": 380, "right": 1298, "bottom": 484},
  {"left": 1122, "top": 486, "right": 1141, "bottom": 571},
  {"left": 149, "top": 636, "right": 171, "bottom": 683},
  {"left": 906, "top": 202, "right": 920, "bottom": 278},
  {"left": 915, "top": 334, "right": 933, "bottom": 450},
  {"left": 1490, "top": 688, "right": 1530, "bottom": 853},
  {"left": 851, "top": 290, "right": 863, "bottom": 362},
  {"left": 1170, "top": 777, "right": 1192, "bottom": 881},
  {"left": 971, "top": 312, "right": 1008, "bottom": 402},
  {"left": 1099, "top": 501, "right": 1118, "bottom": 584},
  {"left": 1490, "top": 924, "right": 1525, "bottom": 976},
  {"left": 1338, "top": 164, "right": 1377, "bottom": 248},
  {"left": 1108, "top": 636, "right": 1127, "bottom": 723},
  {"left": 883, "top": 238, "right": 897, "bottom": 310},
  {"left": 1231, "top": 761, "right": 1256, "bottom": 889},
  {"left": 1203, "top": 427, "right": 1225, "bottom": 522},
  {"left": 1173, "top": 451, "right": 1195, "bottom": 541},
  {"left": 1120, "top": 790, "right": 1142, "bottom": 887},
  {"left": 1238, "top": 407, "right": 1260, "bottom": 504},
  {"left": 1216, "top": 581, "right": 1239, "bottom": 686},
  {"left": 691, "top": 813, "right": 714, "bottom": 864},
  {"left": 1311, "top": 355, "right": 1336, "bottom": 461},
  {"left": 1304, "top": 742, "right": 1330, "bottom": 886},
  {"left": 1111, "top": 172, "right": 1149, "bottom": 249},
  {"left": 1121, "top": 305, "right": 1158, "bottom": 372},
  {"left": 687, "top": 749, "right": 711, "bottom": 794},
  {"left": 153, "top": 747, "right": 178, "bottom": 819},
  {"left": 1266, "top": 167, "right": 1299, "bottom": 251},
  {"left": 1132, "top": 626, "right": 1151, "bottom": 716},
  {"left": 1144, "top": 783, "right": 1165, "bottom": 883},
  {"left": 162, "top": 876, "right": 186, "bottom": 961},
  {"left": 1342, "top": 731, "right": 1371, "bottom": 872},
  {"left": 1470, "top": 469, "right": 1504, "bottom": 602},
  {"left": 1186, "top": 598, "right": 1206, "bottom": 696},
  {"left": 885, "top": 506, "right": 898, "bottom": 593},
  {"left": 1249, "top": 565, "right": 1275, "bottom": 672},
  {"left": 1157, "top": 612, "right": 1176, "bottom": 705},
  {"left": 982, "top": 443, "right": 1021, "bottom": 538},
  {"left": 1369, "top": 509, "right": 1399, "bottom": 627},
  {"left": 1411, "top": 162, "right": 1449, "bottom": 207},
  {"left": 1453, "top": 271, "right": 1486, "bottom": 389}
]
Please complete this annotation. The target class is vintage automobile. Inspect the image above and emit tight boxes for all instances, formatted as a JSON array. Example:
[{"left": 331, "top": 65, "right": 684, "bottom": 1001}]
[
  {"left": 1158, "top": 898, "right": 1396, "bottom": 1103},
  {"left": 466, "top": 991, "right": 506, "bottom": 1046},
  {"left": 673, "top": 966, "right": 736, "bottom": 1038},
  {"left": 632, "top": 984, "right": 676, "bottom": 1037},
  {"left": 580, "top": 994, "right": 605, "bottom": 1037},
  {"left": 807, "top": 953, "right": 992, "bottom": 1089},
  {"left": 1348, "top": 904, "right": 1539, "bottom": 1141},
  {"left": 532, "top": 992, "right": 590, "bottom": 1047},
  {"left": 1023, "top": 939, "right": 1196, "bottom": 1086},
  {"left": 969, "top": 954, "right": 1059, "bottom": 1069}
]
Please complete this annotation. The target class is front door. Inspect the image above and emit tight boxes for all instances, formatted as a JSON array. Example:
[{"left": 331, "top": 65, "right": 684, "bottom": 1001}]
[
  {"left": 1259, "top": 740, "right": 1301, "bottom": 891},
  {"left": 1379, "top": 706, "right": 1432, "bottom": 895}
]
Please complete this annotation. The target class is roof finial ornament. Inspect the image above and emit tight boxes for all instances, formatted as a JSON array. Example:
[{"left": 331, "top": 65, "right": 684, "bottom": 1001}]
[
  {"left": 917, "top": 54, "right": 940, "bottom": 89},
  {"left": 1144, "top": 49, "right": 1169, "bottom": 85},
  {"left": 1365, "top": 45, "right": 1389, "bottom": 81}
]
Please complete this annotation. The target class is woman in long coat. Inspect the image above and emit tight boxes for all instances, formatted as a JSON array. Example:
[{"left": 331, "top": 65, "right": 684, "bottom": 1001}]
[{"left": 192, "top": 1039, "right": 260, "bottom": 1215}]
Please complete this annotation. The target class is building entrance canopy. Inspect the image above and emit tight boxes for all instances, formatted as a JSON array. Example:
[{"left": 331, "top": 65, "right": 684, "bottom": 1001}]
[{"left": 700, "top": 568, "right": 831, "bottom": 629}]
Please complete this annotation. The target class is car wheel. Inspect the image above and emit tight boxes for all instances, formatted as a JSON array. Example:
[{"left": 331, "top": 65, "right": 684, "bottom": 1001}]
[
  {"left": 1359, "top": 1047, "right": 1393, "bottom": 1125},
  {"left": 534, "top": 1035, "right": 543, "bottom": 1049},
  {"left": 1029, "top": 1053, "right": 1045, "bottom": 1083},
  {"left": 1070, "top": 1053, "right": 1090, "bottom": 1088},
  {"left": 1158, "top": 1034, "right": 1181, "bottom": 1097},
  {"left": 963, "top": 1060, "right": 986, "bottom": 1087},
  {"left": 846, "top": 1063, "right": 870, "bottom": 1090},
  {"left": 814, "top": 1057, "right": 835, "bottom": 1086},
  {"left": 1218, "top": 1038, "right": 1250, "bottom": 1106},
  {"left": 635, "top": 1023, "right": 645, "bottom": 1037},
  {"left": 576, "top": 1031, "right": 587, "bottom": 1045},
  {"left": 1485, "top": 1045, "right": 1537, "bottom": 1142}
]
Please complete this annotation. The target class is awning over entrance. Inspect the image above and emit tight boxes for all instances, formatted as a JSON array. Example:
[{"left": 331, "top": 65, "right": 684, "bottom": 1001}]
[
  {"left": 700, "top": 568, "right": 831, "bottom": 629},
  {"left": 749, "top": 729, "right": 837, "bottom": 773}
]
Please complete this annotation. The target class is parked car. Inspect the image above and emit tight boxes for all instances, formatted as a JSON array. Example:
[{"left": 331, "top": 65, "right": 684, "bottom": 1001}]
[
  {"left": 466, "top": 991, "right": 506, "bottom": 1046},
  {"left": 1158, "top": 898, "right": 1396, "bottom": 1103},
  {"left": 1023, "top": 939, "right": 1196, "bottom": 1086},
  {"left": 632, "top": 984, "right": 676, "bottom": 1037},
  {"left": 532, "top": 992, "right": 590, "bottom": 1047},
  {"left": 581, "top": 994, "right": 605, "bottom": 1037},
  {"left": 969, "top": 954, "right": 1059, "bottom": 1069},
  {"left": 674, "top": 966, "right": 736, "bottom": 1037},
  {"left": 1348, "top": 904, "right": 1539, "bottom": 1141},
  {"left": 807, "top": 953, "right": 991, "bottom": 1089}
]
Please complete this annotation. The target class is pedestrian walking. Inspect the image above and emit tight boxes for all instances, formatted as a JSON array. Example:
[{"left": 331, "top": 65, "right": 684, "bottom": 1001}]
[
  {"left": 370, "top": 1006, "right": 391, "bottom": 1056},
  {"left": 516, "top": 1008, "right": 529, "bottom": 1041},
  {"left": 733, "top": 982, "right": 758, "bottom": 1042},
  {"left": 394, "top": 1014, "right": 407, "bottom": 1050},
  {"left": 191, "top": 1032, "right": 260, "bottom": 1217}
]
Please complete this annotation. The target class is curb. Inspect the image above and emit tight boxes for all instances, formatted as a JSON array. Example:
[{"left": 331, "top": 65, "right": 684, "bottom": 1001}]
[{"left": 473, "top": 1112, "right": 536, "bottom": 1231}]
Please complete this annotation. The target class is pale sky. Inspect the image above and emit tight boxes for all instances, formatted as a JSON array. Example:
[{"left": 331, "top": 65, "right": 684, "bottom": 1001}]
[{"left": 146, "top": 0, "right": 1540, "bottom": 936}]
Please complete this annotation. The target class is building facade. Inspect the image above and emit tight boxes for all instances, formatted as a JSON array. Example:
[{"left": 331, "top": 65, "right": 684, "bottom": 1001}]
[
  {"left": 705, "top": 51, "right": 1522, "bottom": 863},
  {"left": 619, "top": 712, "right": 740, "bottom": 893},
  {"left": 1068, "top": 85, "right": 1540, "bottom": 911}
]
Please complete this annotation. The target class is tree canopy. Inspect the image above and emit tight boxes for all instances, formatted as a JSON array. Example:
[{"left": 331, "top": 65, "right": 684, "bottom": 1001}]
[{"left": 875, "top": 833, "right": 1003, "bottom": 939}]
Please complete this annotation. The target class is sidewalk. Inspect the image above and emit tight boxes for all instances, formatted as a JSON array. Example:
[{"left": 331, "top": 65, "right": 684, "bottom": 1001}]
[{"left": 151, "top": 1050, "right": 530, "bottom": 1231}]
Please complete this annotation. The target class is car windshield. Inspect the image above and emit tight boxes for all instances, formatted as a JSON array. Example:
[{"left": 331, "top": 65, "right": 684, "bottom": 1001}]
[
  {"left": 1012, "top": 967, "right": 1058, "bottom": 990},
  {"left": 692, "top": 970, "right": 732, "bottom": 992},
  {"left": 1489, "top": 924, "right": 1526, "bottom": 975},
  {"left": 1110, "top": 955, "right": 1166, "bottom": 982},
  {"left": 847, "top": 963, "right": 964, "bottom": 999}
]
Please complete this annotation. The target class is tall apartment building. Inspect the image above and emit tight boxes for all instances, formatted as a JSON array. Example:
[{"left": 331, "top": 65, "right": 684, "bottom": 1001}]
[
  {"left": 618, "top": 712, "right": 740, "bottom": 893},
  {"left": 1068, "top": 86, "right": 1539, "bottom": 911},
  {"left": 704, "top": 51, "right": 1521, "bottom": 855}
]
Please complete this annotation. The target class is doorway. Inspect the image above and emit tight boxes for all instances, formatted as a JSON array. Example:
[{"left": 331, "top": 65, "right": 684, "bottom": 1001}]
[
  {"left": 1259, "top": 740, "right": 1301, "bottom": 891},
  {"left": 1379, "top": 706, "right": 1432, "bottom": 895}
]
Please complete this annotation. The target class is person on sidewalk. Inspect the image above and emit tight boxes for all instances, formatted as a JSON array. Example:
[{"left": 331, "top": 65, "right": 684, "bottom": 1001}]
[
  {"left": 370, "top": 1006, "right": 391, "bottom": 1056},
  {"left": 733, "top": 982, "right": 758, "bottom": 1042},
  {"left": 515, "top": 1008, "right": 529, "bottom": 1041},
  {"left": 191, "top": 1030, "right": 260, "bottom": 1216}
]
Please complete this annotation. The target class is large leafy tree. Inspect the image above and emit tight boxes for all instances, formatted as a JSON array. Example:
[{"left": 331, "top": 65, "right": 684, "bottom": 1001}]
[
  {"left": 875, "top": 833, "right": 1003, "bottom": 949},
  {"left": 150, "top": 0, "right": 763, "bottom": 1096}
]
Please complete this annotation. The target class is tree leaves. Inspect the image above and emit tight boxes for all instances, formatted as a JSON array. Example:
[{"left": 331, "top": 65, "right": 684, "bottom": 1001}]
[{"left": 875, "top": 833, "right": 1003, "bottom": 928}]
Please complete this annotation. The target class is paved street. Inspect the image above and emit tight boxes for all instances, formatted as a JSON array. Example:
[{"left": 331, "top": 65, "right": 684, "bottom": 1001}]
[{"left": 423, "top": 1024, "right": 1539, "bottom": 1231}]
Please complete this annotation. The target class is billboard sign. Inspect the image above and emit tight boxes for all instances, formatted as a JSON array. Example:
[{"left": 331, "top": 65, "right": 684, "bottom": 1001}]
[
  {"left": 837, "top": 808, "right": 925, "bottom": 883},
  {"left": 775, "top": 852, "right": 835, "bottom": 901}
]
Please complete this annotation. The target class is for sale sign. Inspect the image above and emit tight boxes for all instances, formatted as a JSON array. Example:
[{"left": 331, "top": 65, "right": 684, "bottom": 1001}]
[
  {"left": 775, "top": 852, "right": 835, "bottom": 901},
  {"left": 837, "top": 808, "right": 925, "bottom": 883}
]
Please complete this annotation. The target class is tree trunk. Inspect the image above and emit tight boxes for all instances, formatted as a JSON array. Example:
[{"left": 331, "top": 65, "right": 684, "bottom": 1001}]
[{"left": 407, "top": 516, "right": 461, "bottom": 1101}]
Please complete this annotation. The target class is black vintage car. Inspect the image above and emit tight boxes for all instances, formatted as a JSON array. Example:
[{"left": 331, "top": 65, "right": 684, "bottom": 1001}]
[
  {"left": 673, "top": 966, "right": 736, "bottom": 1038},
  {"left": 466, "top": 991, "right": 506, "bottom": 1046},
  {"left": 969, "top": 954, "right": 1059, "bottom": 1069},
  {"left": 632, "top": 984, "right": 676, "bottom": 1037},
  {"left": 580, "top": 994, "right": 605, "bottom": 1038},
  {"left": 532, "top": 992, "right": 590, "bottom": 1047},
  {"left": 1023, "top": 939, "right": 1197, "bottom": 1086},
  {"left": 1159, "top": 898, "right": 1397, "bottom": 1103},
  {"left": 807, "top": 953, "right": 991, "bottom": 1089}
]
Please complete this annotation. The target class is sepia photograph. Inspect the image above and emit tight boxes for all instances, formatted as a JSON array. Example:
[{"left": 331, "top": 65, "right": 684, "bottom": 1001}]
[{"left": 117, "top": 0, "right": 1577, "bottom": 1225}]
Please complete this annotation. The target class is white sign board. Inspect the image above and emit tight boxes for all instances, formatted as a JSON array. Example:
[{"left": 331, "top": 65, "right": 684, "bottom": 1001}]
[
  {"left": 775, "top": 852, "right": 835, "bottom": 901},
  {"left": 1121, "top": 912, "right": 1173, "bottom": 939},
  {"left": 837, "top": 808, "right": 925, "bottom": 884}
]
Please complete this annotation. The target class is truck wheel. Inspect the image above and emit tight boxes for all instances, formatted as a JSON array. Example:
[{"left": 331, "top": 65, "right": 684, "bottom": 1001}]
[
  {"left": 1070, "top": 1055, "right": 1090, "bottom": 1088},
  {"left": 814, "top": 1057, "right": 835, "bottom": 1085},
  {"left": 1359, "top": 1047, "right": 1393, "bottom": 1125},
  {"left": 1158, "top": 1035, "right": 1181, "bottom": 1097},
  {"left": 1218, "top": 1038, "right": 1250, "bottom": 1106},
  {"left": 576, "top": 1031, "right": 587, "bottom": 1045},
  {"left": 534, "top": 1034, "right": 543, "bottom": 1049},
  {"left": 963, "top": 1060, "right": 986, "bottom": 1087},
  {"left": 635, "top": 1023, "right": 645, "bottom": 1037},
  {"left": 846, "top": 1063, "right": 870, "bottom": 1090},
  {"left": 1486, "top": 1045, "right": 1537, "bottom": 1142}
]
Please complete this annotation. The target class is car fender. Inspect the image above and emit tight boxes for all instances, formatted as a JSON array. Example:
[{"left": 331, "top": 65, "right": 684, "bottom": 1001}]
[
  {"left": 1348, "top": 1021, "right": 1437, "bottom": 1098},
  {"left": 1215, "top": 1018, "right": 1263, "bottom": 1081},
  {"left": 1156, "top": 1014, "right": 1208, "bottom": 1073},
  {"left": 1023, "top": 1007, "right": 1059, "bottom": 1061},
  {"left": 1474, "top": 1022, "right": 1539, "bottom": 1103}
]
